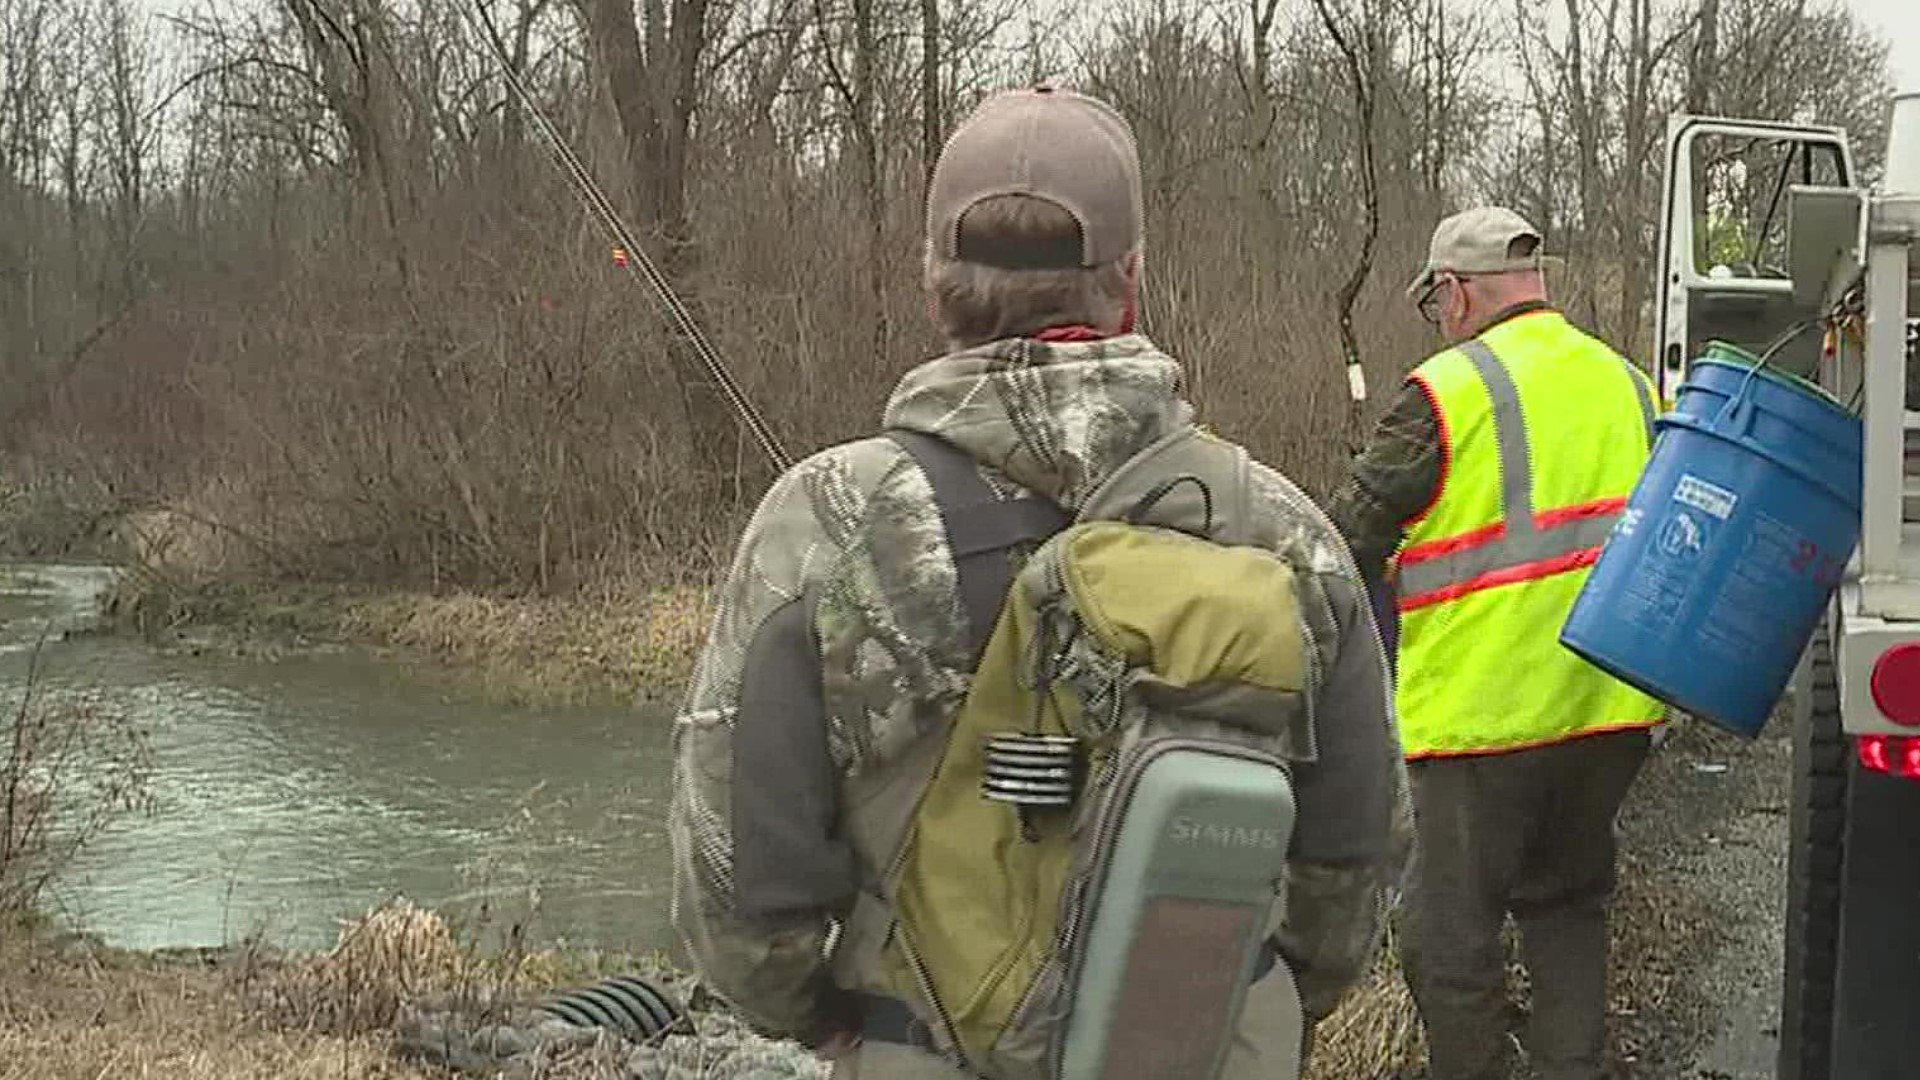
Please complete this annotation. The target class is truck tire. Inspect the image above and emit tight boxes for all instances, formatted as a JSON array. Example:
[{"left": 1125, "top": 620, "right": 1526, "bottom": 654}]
[{"left": 1778, "top": 621, "right": 1845, "bottom": 1080}]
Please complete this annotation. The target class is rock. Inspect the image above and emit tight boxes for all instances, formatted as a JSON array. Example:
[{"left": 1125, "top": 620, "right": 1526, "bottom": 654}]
[
  {"left": 620, "top": 1029, "right": 828, "bottom": 1080},
  {"left": 397, "top": 998, "right": 827, "bottom": 1080}
]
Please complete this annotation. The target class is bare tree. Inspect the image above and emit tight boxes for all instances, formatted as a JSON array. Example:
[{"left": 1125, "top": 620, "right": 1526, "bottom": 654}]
[
  {"left": 0, "top": 0, "right": 1897, "bottom": 598},
  {"left": 1309, "top": 0, "right": 1385, "bottom": 449},
  {"left": 811, "top": 0, "right": 892, "bottom": 358},
  {"left": 575, "top": 0, "right": 745, "bottom": 485}
]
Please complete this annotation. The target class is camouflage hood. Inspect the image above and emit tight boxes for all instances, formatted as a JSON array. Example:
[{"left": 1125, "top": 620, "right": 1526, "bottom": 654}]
[{"left": 882, "top": 333, "right": 1195, "bottom": 508}]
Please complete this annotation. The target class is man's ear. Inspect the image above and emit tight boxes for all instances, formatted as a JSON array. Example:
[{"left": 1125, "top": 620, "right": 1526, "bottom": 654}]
[{"left": 1448, "top": 275, "right": 1472, "bottom": 327}]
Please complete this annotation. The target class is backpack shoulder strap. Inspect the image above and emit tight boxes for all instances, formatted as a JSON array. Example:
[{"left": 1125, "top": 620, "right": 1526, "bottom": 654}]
[{"left": 884, "top": 428, "right": 1072, "bottom": 660}]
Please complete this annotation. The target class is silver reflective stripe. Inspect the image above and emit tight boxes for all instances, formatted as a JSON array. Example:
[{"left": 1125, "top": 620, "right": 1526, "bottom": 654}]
[
  {"left": 1456, "top": 339, "right": 1535, "bottom": 531},
  {"left": 1623, "top": 359, "right": 1655, "bottom": 448},
  {"left": 1396, "top": 511, "right": 1619, "bottom": 598}
]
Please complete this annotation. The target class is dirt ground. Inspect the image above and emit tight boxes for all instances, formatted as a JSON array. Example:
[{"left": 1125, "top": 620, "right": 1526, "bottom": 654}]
[{"left": 1299, "top": 712, "right": 1797, "bottom": 1080}]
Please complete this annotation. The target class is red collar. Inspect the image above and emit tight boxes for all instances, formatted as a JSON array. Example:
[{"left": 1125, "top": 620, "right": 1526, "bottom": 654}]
[{"left": 1031, "top": 325, "right": 1107, "bottom": 342}]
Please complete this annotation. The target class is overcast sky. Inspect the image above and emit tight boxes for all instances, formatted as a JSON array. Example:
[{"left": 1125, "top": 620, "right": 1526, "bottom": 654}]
[{"left": 1849, "top": 0, "right": 1919, "bottom": 92}]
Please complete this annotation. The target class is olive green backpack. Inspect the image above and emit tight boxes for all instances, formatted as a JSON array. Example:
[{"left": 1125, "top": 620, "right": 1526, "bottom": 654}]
[{"left": 832, "top": 424, "right": 1314, "bottom": 1080}]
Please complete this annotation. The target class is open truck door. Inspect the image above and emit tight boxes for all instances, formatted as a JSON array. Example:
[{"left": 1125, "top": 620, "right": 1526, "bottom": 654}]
[
  {"left": 1657, "top": 99, "right": 1920, "bottom": 1080},
  {"left": 1652, "top": 114, "right": 1854, "bottom": 739},
  {"left": 1654, "top": 114, "right": 1854, "bottom": 407}
]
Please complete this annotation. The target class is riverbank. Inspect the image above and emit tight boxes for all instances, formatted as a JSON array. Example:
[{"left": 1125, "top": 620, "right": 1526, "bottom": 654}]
[
  {"left": 0, "top": 489, "right": 719, "bottom": 710},
  {"left": 0, "top": 826, "right": 1740, "bottom": 1080},
  {"left": 81, "top": 569, "right": 715, "bottom": 710},
  {"left": 0, "top": 923, "right": 444, "bottom": 1079},
  {"left": 121, "top": 577, "right": 714, "bottom": 709}
]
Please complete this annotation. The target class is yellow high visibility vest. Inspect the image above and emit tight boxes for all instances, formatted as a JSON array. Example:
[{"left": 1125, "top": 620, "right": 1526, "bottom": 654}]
[{"left": 1394, "top": 310, "right": 1666, "bottom": 760}]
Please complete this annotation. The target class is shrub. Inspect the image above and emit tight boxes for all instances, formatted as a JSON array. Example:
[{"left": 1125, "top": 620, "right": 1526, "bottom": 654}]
[{"left": 0, "top": 640, "right": 154, "bottom": 916}]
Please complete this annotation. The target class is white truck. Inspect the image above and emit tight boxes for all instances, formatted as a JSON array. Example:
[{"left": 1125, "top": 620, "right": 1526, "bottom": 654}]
[{"left": 1654, "top": 92, "right": 1920, "bottom": 1080}]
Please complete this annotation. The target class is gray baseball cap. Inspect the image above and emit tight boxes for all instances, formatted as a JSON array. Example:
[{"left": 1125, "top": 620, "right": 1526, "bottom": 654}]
[
  {"left": 926, "top": 86, "right": 1143, "bottom": 269},
  {"left": 1407, "top": 206, "right": 1552, "bottom": 297}
]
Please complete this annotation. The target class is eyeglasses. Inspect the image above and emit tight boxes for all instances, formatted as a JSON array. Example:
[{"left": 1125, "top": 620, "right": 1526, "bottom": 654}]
[{"left": 1416, "top": 272, "right": 1475, "bottom": 325}]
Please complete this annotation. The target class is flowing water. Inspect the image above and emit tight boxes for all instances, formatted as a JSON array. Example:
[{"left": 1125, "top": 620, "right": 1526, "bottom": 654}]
[{"left": 0, "top": 562, "right": 678, "bottom": 955}]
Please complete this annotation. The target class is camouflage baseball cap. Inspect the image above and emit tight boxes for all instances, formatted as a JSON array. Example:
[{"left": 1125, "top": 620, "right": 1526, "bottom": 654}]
[
  {"left": 926, "top": 86, "right": 1143, "bottom": 269},
  {"left": 1407, "top": 206, "right": 1550, "bottom": 297}
]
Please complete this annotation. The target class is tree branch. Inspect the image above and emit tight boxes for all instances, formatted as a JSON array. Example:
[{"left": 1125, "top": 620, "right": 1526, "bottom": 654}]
[{"left": 1307, "top": 0, "right": 1380, "bottom": 450}]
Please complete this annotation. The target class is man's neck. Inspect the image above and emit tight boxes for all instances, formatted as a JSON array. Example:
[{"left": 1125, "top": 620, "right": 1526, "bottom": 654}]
[{"left": 1469, "top": 298, "right": 1552, "bottom": 338}]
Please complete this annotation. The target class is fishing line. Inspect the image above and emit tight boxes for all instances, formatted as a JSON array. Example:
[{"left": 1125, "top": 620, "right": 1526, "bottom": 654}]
[{"left": 462, "top": 0, "right": 792, "bottom": 471}]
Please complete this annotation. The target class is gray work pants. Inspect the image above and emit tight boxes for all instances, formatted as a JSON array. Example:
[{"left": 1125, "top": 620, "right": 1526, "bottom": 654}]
[{"left": 1399, "top": 728, "right": 1651, "bottom": 1080}]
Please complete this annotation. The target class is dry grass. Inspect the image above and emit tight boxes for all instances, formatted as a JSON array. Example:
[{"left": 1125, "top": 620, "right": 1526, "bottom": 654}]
[
  {"left": 0, "top": 860, "right": 1727, "bottom": 1080},
  {"left": 0, "top": 899, "right": 656, "bottom": 1080},
  {"left": 0, "top": 475, "right": 122, "bottom": 562},
  {"left": 0, "top": 932, "right": 440, "bottom": 1080},
  {"left": 116, "top": 504, "right": 249, "bottom": 581},
  {"left": 338, "top": 582, "right": 713, "bottom": 706},
  {"left": 1305, "top": 947, "right": 1426, "bottom": 1080},
  {"left": 5, "top": 899, "right": 1427, "bottom": 1080},
  {"left": 90, "top": 563, "right": 715, "bottom": 707},
  {"left": 1304, "top": 878, "right": 1705, "bottom": 1080},
  {"left": 249, "top": 899, "right": 476, "bottom": 1036}
]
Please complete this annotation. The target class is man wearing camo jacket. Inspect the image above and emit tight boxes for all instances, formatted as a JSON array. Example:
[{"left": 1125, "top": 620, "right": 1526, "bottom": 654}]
[{"left": 666, "top": 85, "right": 1411, "bottom": 1078}]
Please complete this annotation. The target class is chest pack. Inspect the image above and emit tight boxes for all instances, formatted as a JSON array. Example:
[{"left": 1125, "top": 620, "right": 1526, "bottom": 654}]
[{"left": 837, "top": 426, "right": 1313, "bottom": 1080}]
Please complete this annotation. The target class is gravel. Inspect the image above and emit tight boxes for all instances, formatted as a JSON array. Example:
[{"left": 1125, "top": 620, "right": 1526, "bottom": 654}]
[{"left": 1610, "top": 713, "right": 1797, "bottom": 1079}]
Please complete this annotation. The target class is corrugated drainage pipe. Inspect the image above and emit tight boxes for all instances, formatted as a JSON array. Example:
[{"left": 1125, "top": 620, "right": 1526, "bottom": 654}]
[{"left": 537, "top": 974, "right": 690, "bottom": 1043}]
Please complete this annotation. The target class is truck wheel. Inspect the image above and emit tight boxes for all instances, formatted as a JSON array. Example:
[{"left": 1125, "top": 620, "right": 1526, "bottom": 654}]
[{"left": 1778, "top": 622, "right": 1845, "bottom": 1080}]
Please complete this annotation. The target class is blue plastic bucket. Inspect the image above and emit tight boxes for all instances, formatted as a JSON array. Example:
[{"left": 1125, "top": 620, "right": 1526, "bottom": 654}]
[{"left": 1559, "top": 342, "right": 1862, "bottom": 738}]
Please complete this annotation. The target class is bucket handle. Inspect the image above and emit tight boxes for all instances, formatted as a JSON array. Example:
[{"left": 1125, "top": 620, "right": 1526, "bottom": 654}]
[
  {"left": 1702, "top": 319, "right": 1842, "bottom": 437},
  {"left": 1708, "top": 359, "right": 1768, "bottom": 441}
]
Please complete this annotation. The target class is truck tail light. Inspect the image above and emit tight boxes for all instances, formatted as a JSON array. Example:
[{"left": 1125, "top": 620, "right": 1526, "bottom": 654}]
[
  {"left": 1857, "top": 735, "right": 1920, "bottom": 779},
  {"left": 1870, "top": 643, "right": 1920, "bottom": 727}
]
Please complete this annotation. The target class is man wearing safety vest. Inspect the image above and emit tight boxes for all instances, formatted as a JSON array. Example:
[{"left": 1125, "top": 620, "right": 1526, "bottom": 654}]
[{"left": 1326, "top": 206, "right": 1666, "bottom": 1080}]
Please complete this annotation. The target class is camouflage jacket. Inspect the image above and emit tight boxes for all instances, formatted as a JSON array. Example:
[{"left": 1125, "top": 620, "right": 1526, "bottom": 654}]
[
  {"left": 667, "top": 333, "right": 1414, "bottom": 1044},
  {"left": 1323, "top": 379, "right": 1444, "bottom": 590}
]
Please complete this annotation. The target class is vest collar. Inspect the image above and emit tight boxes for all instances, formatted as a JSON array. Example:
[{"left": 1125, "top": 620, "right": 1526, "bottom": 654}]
[{"left": 1476, "top": 299, "right": 1553, "bottom": 336}]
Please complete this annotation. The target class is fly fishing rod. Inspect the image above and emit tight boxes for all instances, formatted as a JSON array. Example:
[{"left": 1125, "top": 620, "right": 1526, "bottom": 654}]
[{"left": 461, "top": 0, "right": 792, "bottom": 472}]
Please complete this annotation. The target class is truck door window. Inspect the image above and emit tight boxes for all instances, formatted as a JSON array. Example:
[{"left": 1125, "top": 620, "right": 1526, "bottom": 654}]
[{"left": 1692, "top": 134, "right": 1846, "bottom": 281}]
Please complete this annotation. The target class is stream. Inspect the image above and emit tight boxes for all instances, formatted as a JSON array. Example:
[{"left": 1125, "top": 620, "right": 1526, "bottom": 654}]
[{"left": 0, "top": 562, "right": 678, "bottom": 956}]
